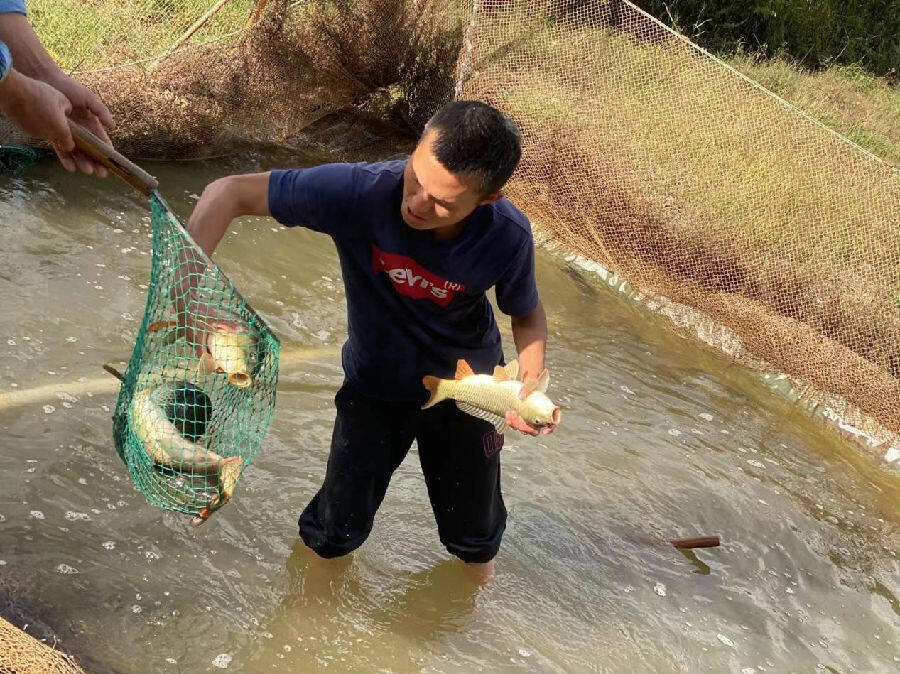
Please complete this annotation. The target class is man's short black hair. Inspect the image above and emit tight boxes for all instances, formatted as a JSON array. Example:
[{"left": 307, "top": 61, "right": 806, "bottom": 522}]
[{"left": 423, "top": 100, "right": 522, "bottom": 195}]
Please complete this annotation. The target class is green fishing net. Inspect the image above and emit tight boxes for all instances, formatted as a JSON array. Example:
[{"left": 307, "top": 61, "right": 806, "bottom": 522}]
[
  {"left": 0, "top": 145, "right": 46, "bottom": 174},
  {"left": 112, "top": 193, "right": 280, "bottom": 523}
]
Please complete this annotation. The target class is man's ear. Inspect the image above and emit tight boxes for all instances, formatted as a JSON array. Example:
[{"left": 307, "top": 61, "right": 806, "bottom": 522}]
[{"left": 479, "top": 191, "right": 503, "bottom": 206}]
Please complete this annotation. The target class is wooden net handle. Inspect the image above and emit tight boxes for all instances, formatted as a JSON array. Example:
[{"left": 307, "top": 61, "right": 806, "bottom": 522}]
[{"left": 68, "top": 120, "right": 159, "bottom": 196}]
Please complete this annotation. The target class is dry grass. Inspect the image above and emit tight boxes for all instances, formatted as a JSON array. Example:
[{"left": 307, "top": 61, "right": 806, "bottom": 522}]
[
  {"left": 59, "top": 0, "right": 462, "bottom": 158},
  {"left": 30, "top": 0, "right": 253, "bottom": 71}
]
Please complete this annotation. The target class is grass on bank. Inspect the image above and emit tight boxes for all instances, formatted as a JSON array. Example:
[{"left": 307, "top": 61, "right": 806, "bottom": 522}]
[
  {"left": 28, "top": 0, "right": 253, "bottom": 70},
  {"left": 728, "top": 56, "right": 900, "bottom": 167}
]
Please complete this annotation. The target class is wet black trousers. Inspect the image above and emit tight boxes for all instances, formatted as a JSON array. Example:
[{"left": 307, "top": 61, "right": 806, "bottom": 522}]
[{"left": 298, "top": 381, "right": 507, "bottom": 563}]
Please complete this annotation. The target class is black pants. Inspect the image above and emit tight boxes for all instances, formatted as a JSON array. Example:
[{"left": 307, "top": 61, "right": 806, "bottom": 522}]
[{"left": 299, "top": 381, "right": 507, "bottom": 563}]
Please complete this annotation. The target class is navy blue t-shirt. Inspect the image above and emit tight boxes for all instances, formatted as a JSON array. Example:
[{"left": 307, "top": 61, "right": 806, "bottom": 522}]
[{"left": 268, "top": 160, "right": 539, "bottom": 403}]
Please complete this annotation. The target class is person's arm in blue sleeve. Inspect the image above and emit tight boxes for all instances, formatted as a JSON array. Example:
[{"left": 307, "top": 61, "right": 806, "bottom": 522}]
[
  {"left": 496, "top": 236, "right": 539, "bottom": 320},
  {"left": 0, "top": 6, "right": 115, "bottom": 175},
  {"left": 0, "top": 1, "right": 26, "bottom": 15},
  {"left": 496, "top": 235, "right": 556, "bottom": 436},
  {"left": 186, "top": 164, "right": 362, "bottom": 258},
  {"left": 267, "top": 163, "right": 361, "bottom": 235}
]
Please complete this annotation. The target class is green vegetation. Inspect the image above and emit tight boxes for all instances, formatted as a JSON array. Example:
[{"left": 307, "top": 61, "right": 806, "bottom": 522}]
[
  {"left": 635, "top": 0, "right": 900, "bottom": 78},
  {"left": 729, "top": 56, "right": 900, "bottom": 166},
  {"left": 29, "top": 0, "right": 253, "bottom": 71}
]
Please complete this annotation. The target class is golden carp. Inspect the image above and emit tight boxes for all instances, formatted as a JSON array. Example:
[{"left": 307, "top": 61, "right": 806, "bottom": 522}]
[
  {"left": 190, "top": 456, "right": 244, "bottom": 526},
  {"left": 148, "top": 319, "right": 256, "bottom": 388},
  {"left": 128, "top": 388, "right": 228, "bottom": 474},
  {"left": 421, "top": 359, "right": 561, "bottom": 434}
]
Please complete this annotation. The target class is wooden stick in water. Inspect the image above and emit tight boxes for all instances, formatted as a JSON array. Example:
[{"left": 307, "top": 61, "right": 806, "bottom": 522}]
[
  {"left": 667, "top": 536, "right": 720, "bottom": 549},
  {"left": 629, "top": 533, "right": 722, "bottom": 549},
  {"left": 102, "top": 363, "right": 125, "bottom": 381}
]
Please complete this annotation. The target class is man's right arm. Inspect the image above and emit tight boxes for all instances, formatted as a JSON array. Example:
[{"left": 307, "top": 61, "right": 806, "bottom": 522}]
[
  {"left": 188, "top": 163, "right": 363, "bottom": 257},
  {"left": 187, "top": 172, "right": 271, "bottom": 257}
]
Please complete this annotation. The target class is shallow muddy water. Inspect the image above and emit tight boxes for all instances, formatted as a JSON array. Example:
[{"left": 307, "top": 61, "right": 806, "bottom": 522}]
[{"left": 1, "top": 155, "right": 900, "bottom": 674}]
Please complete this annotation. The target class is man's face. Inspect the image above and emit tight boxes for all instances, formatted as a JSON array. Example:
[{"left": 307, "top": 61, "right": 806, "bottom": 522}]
[{"left": 401, "top": 130, "right": 499, "bottom": 231}]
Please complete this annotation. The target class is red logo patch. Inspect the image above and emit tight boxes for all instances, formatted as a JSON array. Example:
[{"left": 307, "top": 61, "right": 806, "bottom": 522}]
[{"left": 371, "top": 244, "right": 465, "bottom": 307}]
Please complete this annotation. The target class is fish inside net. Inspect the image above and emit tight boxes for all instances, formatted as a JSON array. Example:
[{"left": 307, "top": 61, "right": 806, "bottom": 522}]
[{"left": 111, "top": 193, "right": 280, "bottom": 523}]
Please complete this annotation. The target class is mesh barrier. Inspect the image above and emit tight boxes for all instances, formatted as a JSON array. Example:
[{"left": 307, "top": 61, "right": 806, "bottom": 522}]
[
  {"left": 29, "top": 0, "right": 255, "bottom": 73},
  {"left": 0, "top": 617, "right": 85, "bottom": 674},
  {"left": 112, "top": 193, "right": 280, "bottom": 522},
  {"left": 19, "top": 0, "right": 465, "bottom": 161},
  {"left": 458, "top": 0, "right": 900, "bottom": 438}
]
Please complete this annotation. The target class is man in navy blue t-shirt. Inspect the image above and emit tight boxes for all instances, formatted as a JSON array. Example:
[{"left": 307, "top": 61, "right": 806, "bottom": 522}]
[{"left": 186, "top": 101, "right": 557, "bottom": 582}]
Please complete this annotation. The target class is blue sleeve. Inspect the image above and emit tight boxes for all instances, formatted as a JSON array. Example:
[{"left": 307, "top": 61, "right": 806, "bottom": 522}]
[
  {"left": 495, "top": 236, "right": 539, "bottom": 316},
  {"left": 0, "top": 0, "right": 26, "bottom": 14},
  {"left": 267, "top": 163, "right": 361, "bottom": 236}
]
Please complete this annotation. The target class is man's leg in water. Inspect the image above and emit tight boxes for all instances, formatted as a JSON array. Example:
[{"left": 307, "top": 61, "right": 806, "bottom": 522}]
[
  {"left": 298, "top": 382, "right": 418, "bottom": 559},
  {"left": 415, "top": 400, "right": 507, "bottom": 583}
]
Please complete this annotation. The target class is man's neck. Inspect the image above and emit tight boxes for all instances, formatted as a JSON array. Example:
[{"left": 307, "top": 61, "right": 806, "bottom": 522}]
[{"left": 431, "top": 220, "right": 467, "bottom": 241}]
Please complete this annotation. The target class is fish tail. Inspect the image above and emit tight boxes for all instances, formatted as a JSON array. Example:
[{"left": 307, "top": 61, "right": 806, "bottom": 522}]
[
  {"left": 146, "top": 320, "right": 177, "bottom": 332},
  {"left": 421, "top": 375, "right": 445, "bottom": 409}
]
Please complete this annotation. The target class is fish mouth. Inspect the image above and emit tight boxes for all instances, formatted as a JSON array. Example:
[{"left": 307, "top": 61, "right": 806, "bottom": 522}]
[
  {"left": 551, "top": 407, "right": 561, "bottom": 425},
  {"left": 228, "top": 372, "right": 252, "bottom": 388}
]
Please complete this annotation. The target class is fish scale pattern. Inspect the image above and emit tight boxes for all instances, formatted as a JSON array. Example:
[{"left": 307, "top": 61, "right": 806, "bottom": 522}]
[{"left": 111, "top": 193, "right": 280, "bottom": 521}]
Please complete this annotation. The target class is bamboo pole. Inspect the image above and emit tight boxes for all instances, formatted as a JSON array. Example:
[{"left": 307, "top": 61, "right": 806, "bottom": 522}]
[
  {"left": 157, "top": 0, "right": 233, "bottom": 62},
  {"left": 244, "top": 0, "right": 269, "bottom": 29}
]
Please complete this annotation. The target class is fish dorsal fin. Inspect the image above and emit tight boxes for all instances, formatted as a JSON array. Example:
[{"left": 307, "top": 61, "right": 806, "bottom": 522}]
[
  {"left": 536, "top": 368, "right": 550, "bottom": 393},
  {"left": 455, "top": 359, "right": 475, "bottom": 380},
  {"left": 493, "top": 365, "right": 510, "bottom": 381},
  {"left": 505, "top": 360, "right": 519, "bottom": 381}
]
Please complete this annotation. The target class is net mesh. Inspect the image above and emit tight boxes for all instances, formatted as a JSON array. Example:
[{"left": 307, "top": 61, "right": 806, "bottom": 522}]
[
  {"left": 0, "top": 617, "right": 85, "bottom": 674},
  {"left": 111, "top": 194, "right": 280, "bottom": 521},
  {"left": 458, "top": 0, "right": 900, "bottom": 438},
  {"left": 20, "top": 0, "right": 466, "bottom": 161}
]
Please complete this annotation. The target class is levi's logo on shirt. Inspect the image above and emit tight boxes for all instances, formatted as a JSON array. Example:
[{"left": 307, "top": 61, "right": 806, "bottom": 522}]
[{"left": 371, "top": 243, "right": 465, "bottom": 307}]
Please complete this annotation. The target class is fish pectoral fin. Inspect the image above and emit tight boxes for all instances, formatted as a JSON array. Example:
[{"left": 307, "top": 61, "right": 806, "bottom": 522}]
[
  {"left": 146, "top": 320, "right": 178, "bottom": 333},
  {"left": 536, "top": 368, "right": 550, "bottom": 393},
  {"left": 492, "top": 365, "right": 510, "bottom": 381},
  {"left": 522, "top": 368, "right": 550, "bottom": 396},
  {"left": 456, "top": 402, "right": 507, "bottom": 435},
  {"left": 505, "top": 360, "right": 519, "bottom": 381},
  {"left": 197, "top": 352, "right": 217, "bottom": 376}
]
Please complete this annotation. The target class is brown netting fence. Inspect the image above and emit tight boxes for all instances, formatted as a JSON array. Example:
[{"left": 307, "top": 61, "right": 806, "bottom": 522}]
[
  {"left": 459, "top": 0, "right": 900, "bottom": 441},
  {"left": 16, "top": 0, "right": 466, "bottom": 160}
]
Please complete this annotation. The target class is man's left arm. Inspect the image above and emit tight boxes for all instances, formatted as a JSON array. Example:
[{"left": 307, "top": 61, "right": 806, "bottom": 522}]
[
  {"left": 507, "top": 300, "right": 555, "bottom": 436},
  {"left": 495, "top": 234, "right": 557, "bottom": 437},
  {"left": 511, "top": 300, "right": 546, "bottom": 384}
]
